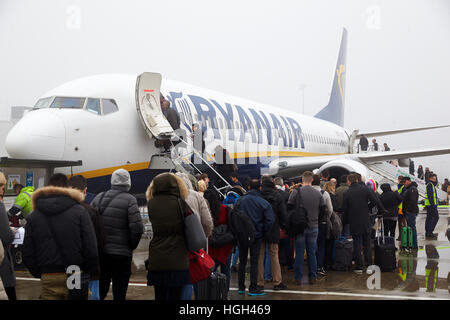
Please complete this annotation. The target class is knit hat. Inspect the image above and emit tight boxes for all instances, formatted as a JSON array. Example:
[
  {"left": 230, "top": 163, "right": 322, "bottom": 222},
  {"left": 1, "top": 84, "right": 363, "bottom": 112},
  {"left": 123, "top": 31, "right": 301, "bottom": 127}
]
[{"left": 111, "top": 169, "right": 131, "bottom": 191}]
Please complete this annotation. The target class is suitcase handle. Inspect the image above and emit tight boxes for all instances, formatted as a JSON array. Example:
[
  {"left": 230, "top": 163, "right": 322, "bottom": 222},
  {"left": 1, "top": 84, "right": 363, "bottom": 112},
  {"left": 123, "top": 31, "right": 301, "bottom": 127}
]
[{"left": 377, "top": 217, "right": 386, "bottom": 245}]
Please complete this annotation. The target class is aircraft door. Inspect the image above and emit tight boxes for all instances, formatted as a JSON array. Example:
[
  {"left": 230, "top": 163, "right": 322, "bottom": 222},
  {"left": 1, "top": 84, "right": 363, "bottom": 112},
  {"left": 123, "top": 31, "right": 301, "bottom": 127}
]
[{"left": 136, "top": 72, "right": 174, "bottom": 139}]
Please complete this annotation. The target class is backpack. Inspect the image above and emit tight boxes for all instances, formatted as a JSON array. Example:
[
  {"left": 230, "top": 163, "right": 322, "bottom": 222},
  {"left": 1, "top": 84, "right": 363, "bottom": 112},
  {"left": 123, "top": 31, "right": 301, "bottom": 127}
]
[
  {"left": 227, "top": 195, "right": 256, "bottom": 244},
  {"left": 329, "top": 211, "right": 343, "bottom": 239},
  {"left": 286, "top": 188, "right": 309, "bottom": 237},
  {"left": 210, "top": 207, "right": 235, "bottom": 248}
]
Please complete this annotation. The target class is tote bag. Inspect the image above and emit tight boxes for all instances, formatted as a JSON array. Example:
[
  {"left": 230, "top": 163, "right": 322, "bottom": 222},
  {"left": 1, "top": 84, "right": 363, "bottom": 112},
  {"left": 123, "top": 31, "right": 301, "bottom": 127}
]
[{"left": 178, "top": 198, "right": 207, "bottom": 252}]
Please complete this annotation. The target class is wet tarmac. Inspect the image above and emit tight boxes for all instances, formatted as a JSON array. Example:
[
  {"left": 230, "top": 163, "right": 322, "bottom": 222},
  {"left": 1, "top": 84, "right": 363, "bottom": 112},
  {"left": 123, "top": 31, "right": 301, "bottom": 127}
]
[{"left": 1, "top": 211, "right": 449, "bottom": 300}]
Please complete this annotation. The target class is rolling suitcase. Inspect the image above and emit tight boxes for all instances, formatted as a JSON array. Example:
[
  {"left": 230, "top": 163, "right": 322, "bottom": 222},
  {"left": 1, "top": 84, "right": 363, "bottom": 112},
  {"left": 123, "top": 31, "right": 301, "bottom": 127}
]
[
  {"left": 374, "top": 219, "right": 397, "bottom": 272},
  {"left": 401, "top": 226, "right": 413, "bottom": 250},
  {"left": 195, "top": 239, "right": 228, "bottom": 300},
  {"left": 332, "top": 236, "right": 353, "bottom": 271},
  {"left": 196, "top": 271, "right": 228, "bottom": 300}
]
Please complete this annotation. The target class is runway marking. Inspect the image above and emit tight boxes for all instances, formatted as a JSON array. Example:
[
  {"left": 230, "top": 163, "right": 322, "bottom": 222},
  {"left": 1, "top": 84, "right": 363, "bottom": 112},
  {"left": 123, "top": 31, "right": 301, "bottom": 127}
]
[{"left": 15, "top": 278, "right": 449, "bottom": 300}]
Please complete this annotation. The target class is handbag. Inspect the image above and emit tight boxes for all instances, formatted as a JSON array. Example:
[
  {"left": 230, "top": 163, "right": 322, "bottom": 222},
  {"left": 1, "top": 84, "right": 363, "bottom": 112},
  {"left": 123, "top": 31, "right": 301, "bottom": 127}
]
[
  {"left": 188, "top": 249, "right": 215, "bottom": 284},
  {"left": 178, "top": 198, "right": 207, "bottom": 252}
]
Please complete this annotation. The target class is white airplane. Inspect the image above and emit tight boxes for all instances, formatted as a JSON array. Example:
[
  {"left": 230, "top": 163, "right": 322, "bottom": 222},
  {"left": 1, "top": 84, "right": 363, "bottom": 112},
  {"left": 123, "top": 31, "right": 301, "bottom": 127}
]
[{"left": 4, "top": 29, "right": 450, "bottom": 197}]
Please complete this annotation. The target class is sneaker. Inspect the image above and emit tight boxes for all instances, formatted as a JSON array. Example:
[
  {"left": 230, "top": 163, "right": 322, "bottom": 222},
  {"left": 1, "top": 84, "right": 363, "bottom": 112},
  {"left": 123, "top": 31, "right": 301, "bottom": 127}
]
[
  {"left": 354, "top": 269, "right": 363, "bottom": 274},
  {"left": 248, "top": 288, "right": 266, "bottom": 296},
  {"left": 256, "top": 285, "right": 264, "bottom": 291},
  {"left": 238, "top": 288, "right": 245, "bottom": 294},
  {"left": 317, "top": 268, "right": 326, "bottom": 276},
  {"left": 273, "top": 282, "right": 288, "bottom": 291}
]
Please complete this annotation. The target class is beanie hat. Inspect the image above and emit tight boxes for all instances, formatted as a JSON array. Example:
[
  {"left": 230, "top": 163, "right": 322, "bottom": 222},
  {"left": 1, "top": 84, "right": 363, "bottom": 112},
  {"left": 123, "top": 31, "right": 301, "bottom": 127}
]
[{"left": 111, "top": 169, "right": 131, "bottom": 191}]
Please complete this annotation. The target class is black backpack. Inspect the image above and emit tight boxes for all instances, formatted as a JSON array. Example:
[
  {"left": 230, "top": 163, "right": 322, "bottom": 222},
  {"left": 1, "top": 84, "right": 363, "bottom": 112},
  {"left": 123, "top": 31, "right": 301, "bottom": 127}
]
[
  {"left": 286, "top": 188, "right": 309, "bottom": 237},
  {"left": 210, "top": 207, "right": 235, "bottom": 247},
  {"left": 227, "top": 195, "right": 256, "bottom": 244}
]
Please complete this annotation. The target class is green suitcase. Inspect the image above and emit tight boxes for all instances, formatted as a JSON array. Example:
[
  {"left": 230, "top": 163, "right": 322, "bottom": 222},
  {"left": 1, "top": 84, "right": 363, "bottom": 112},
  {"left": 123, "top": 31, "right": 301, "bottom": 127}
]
[{"left": 401, "top": 226, "right": 413, "bottom": 249}]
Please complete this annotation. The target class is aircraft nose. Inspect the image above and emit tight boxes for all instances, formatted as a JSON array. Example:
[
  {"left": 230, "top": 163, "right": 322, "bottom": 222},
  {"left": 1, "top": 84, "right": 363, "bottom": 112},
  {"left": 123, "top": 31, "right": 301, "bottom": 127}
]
[{"left": 5, "top": 111, "right": 66, "bottom": 160}]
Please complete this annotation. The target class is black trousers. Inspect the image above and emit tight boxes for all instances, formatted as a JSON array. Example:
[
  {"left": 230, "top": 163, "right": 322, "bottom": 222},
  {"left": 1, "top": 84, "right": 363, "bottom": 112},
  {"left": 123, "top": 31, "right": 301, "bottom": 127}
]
[
  {"left": 237, "top": 238, "right": 262, "bottom": 292},
  {"left": 352, "top": 230, "right": 372, "bottom": 269},
  {"left": 383, "top": 219, "right": 397, "bottom": 238},
  {"left": 99, "top": 254, "right": 132, "bottom": 301}
]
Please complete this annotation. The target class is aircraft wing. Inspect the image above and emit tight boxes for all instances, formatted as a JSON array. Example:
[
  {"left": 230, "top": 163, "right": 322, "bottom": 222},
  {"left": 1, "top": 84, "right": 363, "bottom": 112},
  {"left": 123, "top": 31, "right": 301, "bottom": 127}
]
[
  {"left": 356, "top": 125, "right": 450, "bottom": 138},
  {"left": 355, "top": 146, "right": 450, "bottom": 163},
  {"left": 267, "top": 146, "right": 450, "bottom": 176}
]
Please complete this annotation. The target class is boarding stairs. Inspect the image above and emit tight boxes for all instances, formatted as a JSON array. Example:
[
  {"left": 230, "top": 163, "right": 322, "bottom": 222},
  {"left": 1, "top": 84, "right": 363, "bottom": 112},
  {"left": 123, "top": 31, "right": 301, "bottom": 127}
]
[
  {"left": 150, "top": 133, "right": 233, "bottom": 198},
  {"left": 366, "top": 161, "right": 447, "bottom": 201}
]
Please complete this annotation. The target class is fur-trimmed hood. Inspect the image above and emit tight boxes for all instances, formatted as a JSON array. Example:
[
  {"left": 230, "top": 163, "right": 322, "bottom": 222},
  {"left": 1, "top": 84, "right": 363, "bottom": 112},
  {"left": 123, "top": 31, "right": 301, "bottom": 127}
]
[
  {"left": 146, "top": 172, "right": 189, "bottom": 201},
  {"left": 32, "top": 186, "right": 85, "bottom": 216}
]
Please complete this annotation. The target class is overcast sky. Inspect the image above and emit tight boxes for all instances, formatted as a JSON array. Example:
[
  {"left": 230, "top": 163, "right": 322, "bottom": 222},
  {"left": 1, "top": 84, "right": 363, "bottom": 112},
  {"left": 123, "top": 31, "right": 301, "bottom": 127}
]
[{"left": 1, "top": 0, "right": 450, "bottom": 178}]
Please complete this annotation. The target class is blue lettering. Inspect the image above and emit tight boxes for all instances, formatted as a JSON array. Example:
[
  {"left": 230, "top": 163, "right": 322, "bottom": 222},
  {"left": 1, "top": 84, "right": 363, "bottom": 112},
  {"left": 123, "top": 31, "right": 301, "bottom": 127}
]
[
  {"left": 249, "top": 108, "right": 272, "bottom": 145},
  {"left": 235, "top": 105, "right": 256, "bottom": 143},
  {"left": 280, "top": 116, "right": 292, "bottom": 148},
  {"left": 188, "top": 95, "right": 220, "bottom": 139},
  {"left": 210, "top": 99, "right": 234, "bottom": 141},
  {"left": 287, "top": 117, "right": 305, "bottom": 149},
  {"left": 270, "top": 114, "right": 287, "bottom": 147}
]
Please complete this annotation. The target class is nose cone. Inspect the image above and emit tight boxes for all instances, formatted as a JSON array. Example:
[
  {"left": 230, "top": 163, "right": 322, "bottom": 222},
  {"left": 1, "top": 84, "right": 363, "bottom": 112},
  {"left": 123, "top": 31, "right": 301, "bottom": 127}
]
[{"left": 5, "top": 110, "right": 66, "bottom": 160}]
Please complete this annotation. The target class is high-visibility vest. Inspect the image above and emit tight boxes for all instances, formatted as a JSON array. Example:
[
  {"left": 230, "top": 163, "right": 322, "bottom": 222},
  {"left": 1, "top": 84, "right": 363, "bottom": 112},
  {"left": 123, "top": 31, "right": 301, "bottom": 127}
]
[
  {"left": 424, "top": 183, "right": 438, "bottom": 206},
  {"left": 398, "top": 185, "right": 404, "bottom": 214}
]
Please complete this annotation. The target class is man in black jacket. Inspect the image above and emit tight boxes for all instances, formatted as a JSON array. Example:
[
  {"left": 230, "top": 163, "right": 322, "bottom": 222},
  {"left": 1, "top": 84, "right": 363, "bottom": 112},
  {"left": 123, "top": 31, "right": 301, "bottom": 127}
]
[
  {"left": 342, "top": 174, "right": 385, "bottom": 273},
  {"left": 379, "top": 183, "right": 403, "bottom": 238},
  {"left": 91, "top": 169, "right": 144, "bottom": 300},
  {"left": 403, "top": 178, "right": 419, "bottom": 250},
  {"left": 257, "top": 176, "right": 288, "bottom": 291},
  {"left": 22, "top": 175, "right": 99, "bottom": 300}
]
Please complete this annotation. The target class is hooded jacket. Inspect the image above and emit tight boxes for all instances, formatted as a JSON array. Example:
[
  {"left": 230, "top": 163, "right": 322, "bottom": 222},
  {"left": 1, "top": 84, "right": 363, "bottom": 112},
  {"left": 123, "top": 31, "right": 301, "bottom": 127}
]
[
  {"left": 146, "top": 173, "right": 189, "bottom": 272},
  {"left": 175, "top": 172, "right": 213, "bottom": 237},
  {"left": 260, "top": 180, "right": 288, "bottom": 243},
  {"left": 91, "top": 169, "right": 143, "bottom": 258},
  {"left": 22, "top": 186, "right": 99, "bottom": 278},
  {"left": 379, "top": 183, "right": 403, "bottom": 219}
]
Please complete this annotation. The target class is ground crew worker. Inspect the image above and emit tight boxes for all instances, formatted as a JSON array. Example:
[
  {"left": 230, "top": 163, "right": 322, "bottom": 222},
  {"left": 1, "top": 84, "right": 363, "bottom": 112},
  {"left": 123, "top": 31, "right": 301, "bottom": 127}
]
[
  {"left": 8, "top": 183, "right": 34, "bottom": 226},
  {"left": 424, "top": 174, "right": 439, "bottom": 239},
  {"left": 397, "top": 176, "right": 406, "bottom": 240}
]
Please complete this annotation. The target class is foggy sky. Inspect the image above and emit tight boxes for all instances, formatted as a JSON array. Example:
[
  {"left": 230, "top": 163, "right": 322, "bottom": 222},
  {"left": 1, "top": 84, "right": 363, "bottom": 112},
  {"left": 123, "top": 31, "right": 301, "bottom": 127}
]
[{"left": 1, "top": 0, "right": 450, "bottom": 178}]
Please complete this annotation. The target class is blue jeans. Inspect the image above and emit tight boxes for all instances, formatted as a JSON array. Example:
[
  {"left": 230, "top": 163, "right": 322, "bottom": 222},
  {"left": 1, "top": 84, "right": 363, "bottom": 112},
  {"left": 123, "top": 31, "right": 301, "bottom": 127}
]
[
  {"left": 425, "top": 207, "right": 439, "bottom": 236},
  {"left": 264, "top": 245, "right": 272, "bottom": 280},
  {"left": 405, "top": 213, "right": 418, "bottom": 248},
  {"left": 88, "top": 280, "right": 100, "bottom": 300},
  {"left": 181, "top": 284, "right": 193, "bottom": 300},
  {"left": 294, "top": 228, "right": 319, "bottom": 281},
  {"left": 231, "top": 246, "right": 239, "bottom": 267}
]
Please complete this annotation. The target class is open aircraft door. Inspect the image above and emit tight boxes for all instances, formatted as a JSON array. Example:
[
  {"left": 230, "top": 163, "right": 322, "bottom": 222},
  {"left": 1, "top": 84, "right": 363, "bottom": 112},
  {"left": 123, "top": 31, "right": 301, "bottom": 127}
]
[{"left": 136, "top": 72, "right": 174, "bottom": 139}]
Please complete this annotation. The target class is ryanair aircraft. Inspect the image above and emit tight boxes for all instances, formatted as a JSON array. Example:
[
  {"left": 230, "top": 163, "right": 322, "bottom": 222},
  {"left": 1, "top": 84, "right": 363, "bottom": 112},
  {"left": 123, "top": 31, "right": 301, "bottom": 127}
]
[{"left": 5, "top": 29, "right": 450, "bottom": 196}]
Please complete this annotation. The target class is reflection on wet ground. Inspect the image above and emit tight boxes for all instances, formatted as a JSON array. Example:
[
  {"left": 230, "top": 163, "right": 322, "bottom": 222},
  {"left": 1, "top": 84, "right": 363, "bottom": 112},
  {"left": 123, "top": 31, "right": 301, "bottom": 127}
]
[{"left": 2, "top": 213, "right": 449, "bottom": 300}]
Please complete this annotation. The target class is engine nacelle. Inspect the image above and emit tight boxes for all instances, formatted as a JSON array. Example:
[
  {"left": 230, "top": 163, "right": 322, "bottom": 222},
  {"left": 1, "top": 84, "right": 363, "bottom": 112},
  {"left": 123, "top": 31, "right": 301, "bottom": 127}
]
[{"left": 316, "top": 159, "right": 371, "bottom": 181}]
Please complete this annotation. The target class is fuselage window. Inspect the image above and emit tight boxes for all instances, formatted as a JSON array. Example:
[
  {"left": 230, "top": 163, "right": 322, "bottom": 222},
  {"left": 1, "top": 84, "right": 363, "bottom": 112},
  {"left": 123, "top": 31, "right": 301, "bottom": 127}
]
[
  {"left": 33, "top": 97, "right": 53, "bottom": 109},
  {"left": 86, "top": 98, "right": 101, "bottom": 115},
  {"left": 102, "top": 99, "right": 119, "bottom": 115},
  {"left": 50, "top": 97, "right": 85, "bottom": 109}
]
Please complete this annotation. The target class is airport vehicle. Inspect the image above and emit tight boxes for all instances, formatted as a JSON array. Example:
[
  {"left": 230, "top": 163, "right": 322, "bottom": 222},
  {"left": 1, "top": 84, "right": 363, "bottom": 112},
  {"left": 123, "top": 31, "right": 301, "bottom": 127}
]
[{"left": 4, "top": 29, "right": 450, "bottom": 196}]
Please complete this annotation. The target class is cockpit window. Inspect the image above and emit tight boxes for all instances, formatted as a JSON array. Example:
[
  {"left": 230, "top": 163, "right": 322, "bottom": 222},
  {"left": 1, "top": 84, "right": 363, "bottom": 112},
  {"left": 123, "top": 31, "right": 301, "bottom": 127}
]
[
  {"left": 101, "top": 99, "right": 118, "bottom": 115},
  {"left": 86, "top": 98, "right": 101, "bottom": 115},
  {"left": 34, "top": 97, "right": 53, "bottom": 109},
  {"left": 50, "top": 97, "right": 85, "bottom": 109}
]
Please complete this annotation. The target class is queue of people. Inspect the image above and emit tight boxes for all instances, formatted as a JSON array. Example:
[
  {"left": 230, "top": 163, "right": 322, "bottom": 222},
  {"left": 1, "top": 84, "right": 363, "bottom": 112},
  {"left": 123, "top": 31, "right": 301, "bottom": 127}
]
[{"left": 0, "top": 164, "right": 444, "bottom": 300}]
